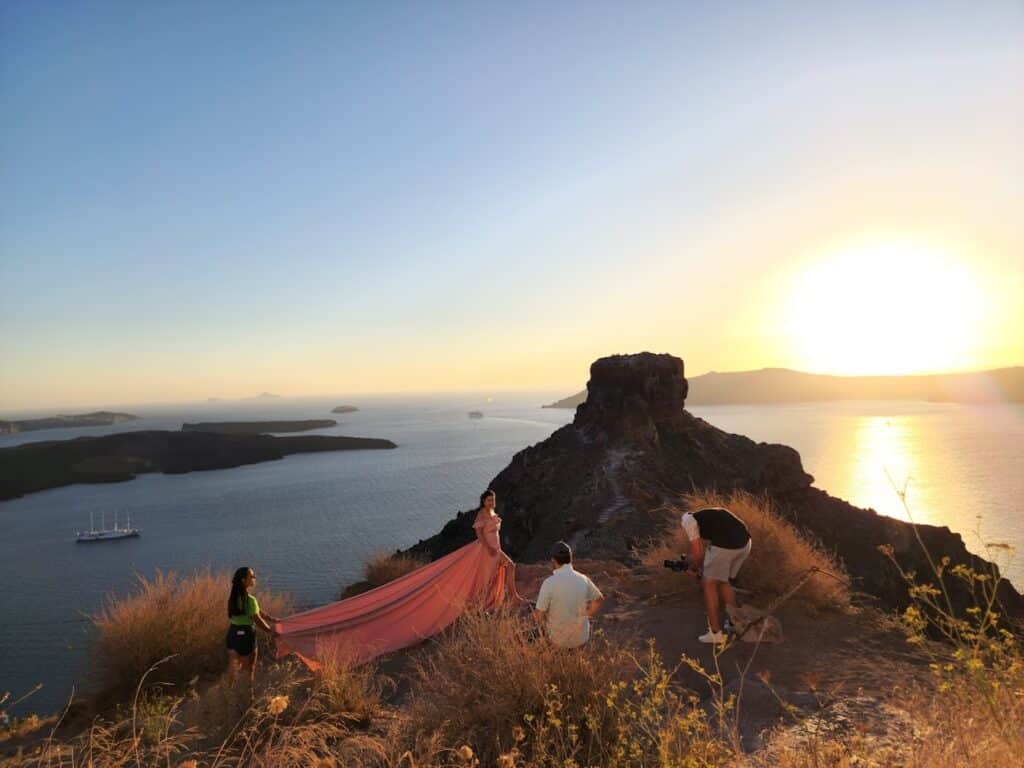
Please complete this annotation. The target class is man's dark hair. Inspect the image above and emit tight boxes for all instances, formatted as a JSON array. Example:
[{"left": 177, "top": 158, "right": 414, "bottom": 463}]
[{"left": 550, "top": 541, "right": 572, "bottom": 566}]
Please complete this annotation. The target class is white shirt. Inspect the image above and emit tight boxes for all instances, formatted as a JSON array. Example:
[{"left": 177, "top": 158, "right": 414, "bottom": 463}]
[
  {"left": 535, "top": 564, "right": 603, "bottom": 648},
  {"left": 681, "top": 512, "right": 700, "bottom": 541}
]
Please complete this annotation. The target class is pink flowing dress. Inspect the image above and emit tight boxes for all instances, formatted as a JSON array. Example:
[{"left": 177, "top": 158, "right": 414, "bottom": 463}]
[{"left": 274, "top": 513, "right": 514, "bottom": 669}]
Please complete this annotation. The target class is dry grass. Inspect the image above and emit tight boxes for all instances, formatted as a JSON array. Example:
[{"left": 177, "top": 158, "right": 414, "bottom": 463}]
[
  {"left": 401, "top": 608, "right": 731, "bottom": 767},
  {"left": 89, "top": 568, "right": 291, "bottom": 703},
  {"left": 641, "top": 490, "right": 850, "bottom": 614},
  {"left": 314, "top": 649, "right": 389, "bottom": 727},
  {"left": 363, "top": 551, "right": 427, "bottom": 588}
]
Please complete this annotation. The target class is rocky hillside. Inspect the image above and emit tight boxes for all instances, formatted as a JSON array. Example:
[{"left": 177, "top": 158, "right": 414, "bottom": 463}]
[{"left": 409, "top": 352, "right": 1024, "bottom": 617}]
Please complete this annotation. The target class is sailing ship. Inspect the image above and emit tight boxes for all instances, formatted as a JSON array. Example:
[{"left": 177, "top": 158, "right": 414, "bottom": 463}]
[{"left": 76, "top": 510, "right": 141, "bottom": 542}]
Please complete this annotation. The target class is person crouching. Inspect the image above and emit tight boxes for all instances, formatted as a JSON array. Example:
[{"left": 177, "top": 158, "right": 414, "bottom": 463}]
[
  {"left": 534, "top": 541, "right": 604, "bottom": 648},
  {"left": 680, "top": 507, "right": 752, "bottom": 645}
]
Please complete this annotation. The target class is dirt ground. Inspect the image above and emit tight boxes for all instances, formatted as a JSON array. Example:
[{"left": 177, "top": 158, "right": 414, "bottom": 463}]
[{"left": 513, "top": 560, "right": 928, "bottom": 751}]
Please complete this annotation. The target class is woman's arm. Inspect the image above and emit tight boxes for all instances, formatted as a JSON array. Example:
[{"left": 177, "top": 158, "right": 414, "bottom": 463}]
[{"left": 254, "top": 611, "right": 274, "bottom": 633}]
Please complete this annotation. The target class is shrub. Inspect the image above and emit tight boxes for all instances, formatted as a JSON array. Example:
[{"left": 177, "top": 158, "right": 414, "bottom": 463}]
[
  {"left": 341, "top": 552, "right": 429, "bottom": 599},
  {"left": 90, "top": 568, "right": 291, "bottom": 702},
  {"left": 363, "top": 551, "right": 427, "bottom": 588},
  {"left": 314, "top": 649, "right": 388, "bottom": 727},
  {"left": 642, "top": 490, "right": 850, "bottom": 614}
]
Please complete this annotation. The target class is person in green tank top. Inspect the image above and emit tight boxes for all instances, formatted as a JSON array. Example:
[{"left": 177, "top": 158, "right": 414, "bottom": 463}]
[{"left": 225, "top": 566, "right": 278, "bottom": 686}]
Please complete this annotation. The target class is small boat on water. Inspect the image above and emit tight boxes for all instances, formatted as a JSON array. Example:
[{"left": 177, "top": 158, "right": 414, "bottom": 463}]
[
  {"left": 76, "top": 510, "right": 140, "bottom": 542},
  {"left": 468, "top": 411, "right": 484, "bottom": 419}
]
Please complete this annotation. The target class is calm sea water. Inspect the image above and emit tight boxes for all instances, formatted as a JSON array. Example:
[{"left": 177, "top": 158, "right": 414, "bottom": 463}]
[{"left": 1, "top": 395, "right": 1021, "bottom": 715}]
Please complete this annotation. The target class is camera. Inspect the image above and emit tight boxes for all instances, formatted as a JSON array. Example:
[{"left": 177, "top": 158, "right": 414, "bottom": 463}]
[{"left": 662, "top": 555, "right": 691, "bottom": 572}]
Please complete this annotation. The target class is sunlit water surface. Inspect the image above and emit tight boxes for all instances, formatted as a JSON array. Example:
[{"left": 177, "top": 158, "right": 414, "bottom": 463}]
[{"left": 1, "top": 396, "right": 1020, "bottom": 714}]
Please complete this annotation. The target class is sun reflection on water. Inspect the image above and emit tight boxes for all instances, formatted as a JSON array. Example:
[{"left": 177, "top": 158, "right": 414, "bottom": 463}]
[{"left": 845, "top": 416, "right": 923, "bottom": 525}]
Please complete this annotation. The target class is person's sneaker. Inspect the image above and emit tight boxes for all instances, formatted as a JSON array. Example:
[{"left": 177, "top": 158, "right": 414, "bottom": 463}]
[{"left": 698, "top": 630, "right": 728, "bottom": 644}]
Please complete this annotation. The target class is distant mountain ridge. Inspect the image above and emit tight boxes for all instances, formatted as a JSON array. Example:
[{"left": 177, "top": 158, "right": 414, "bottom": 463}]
[{"left": 543, "top": 366, "right": 1024, "bottom": 408}]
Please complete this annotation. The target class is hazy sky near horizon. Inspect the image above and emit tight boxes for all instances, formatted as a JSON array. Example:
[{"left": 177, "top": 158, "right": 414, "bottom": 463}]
[{"left": 2, "top": 1, "right": 1022, "bottom": 411}]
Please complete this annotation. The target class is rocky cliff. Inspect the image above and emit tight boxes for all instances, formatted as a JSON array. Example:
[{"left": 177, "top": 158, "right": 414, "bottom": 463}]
[{"left": 409, "top": 352, "right": 1024, "bottom": 616}]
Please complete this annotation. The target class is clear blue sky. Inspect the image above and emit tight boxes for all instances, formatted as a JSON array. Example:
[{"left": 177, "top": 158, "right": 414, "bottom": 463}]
[{"left": 2, "top": 1, "right": 1022, "bottom": 410}]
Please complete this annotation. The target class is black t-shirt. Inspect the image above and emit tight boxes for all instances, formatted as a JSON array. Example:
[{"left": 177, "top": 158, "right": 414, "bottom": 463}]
[{"left": 692, "top": 508, "right": 750, "bottom": 549}]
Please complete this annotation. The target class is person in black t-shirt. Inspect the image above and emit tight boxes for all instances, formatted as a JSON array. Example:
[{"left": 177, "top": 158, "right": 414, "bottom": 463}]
[{"left": 680, "top": 507, "right": 752, "bottom": 644}]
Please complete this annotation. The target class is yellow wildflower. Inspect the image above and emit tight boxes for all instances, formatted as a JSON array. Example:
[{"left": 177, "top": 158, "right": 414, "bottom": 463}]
[{"left": 267, "top": 695, "right": 289, "bottom": 716}]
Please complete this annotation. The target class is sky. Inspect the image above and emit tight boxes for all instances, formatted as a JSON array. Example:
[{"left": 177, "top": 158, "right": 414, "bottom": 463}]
[{"left": 2, "top": 1, "right": 1022, "bottom": 411}]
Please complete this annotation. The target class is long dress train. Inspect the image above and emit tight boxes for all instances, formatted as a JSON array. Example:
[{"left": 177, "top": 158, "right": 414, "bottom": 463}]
[{"left": 274, "top": 513, "right": 514, "bottom": 669}]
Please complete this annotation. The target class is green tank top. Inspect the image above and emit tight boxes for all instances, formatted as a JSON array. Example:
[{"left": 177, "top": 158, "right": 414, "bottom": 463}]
[{"left": 229, "top": 594, "right": 259, "bottom": 626}]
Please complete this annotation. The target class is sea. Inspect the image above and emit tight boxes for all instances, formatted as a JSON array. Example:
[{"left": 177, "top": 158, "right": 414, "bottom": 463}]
[{"left": 1, "top": 394, "right": 1022, "bottom": 715}]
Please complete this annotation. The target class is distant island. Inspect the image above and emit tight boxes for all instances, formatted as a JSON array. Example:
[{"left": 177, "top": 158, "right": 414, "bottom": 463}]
[
  {"left": 331, "top": 405, "right": 359, "bottom": 414},
  {"left": 182, "top": 420, "right": 337, "bottom": 435},
  {"left": 0, "top": 411, "right": 140, "bottom": 435},
  {"left": 0, "top": 430, "right": 397, "bottom": 501},
  {"left": 543, "top": 365, "right": 1024, "bottom": 408}
]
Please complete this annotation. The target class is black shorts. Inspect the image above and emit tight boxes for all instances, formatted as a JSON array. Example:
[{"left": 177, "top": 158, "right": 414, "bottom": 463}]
[{"left": 226, "top": 625, "right": 256, "bottom": 656}]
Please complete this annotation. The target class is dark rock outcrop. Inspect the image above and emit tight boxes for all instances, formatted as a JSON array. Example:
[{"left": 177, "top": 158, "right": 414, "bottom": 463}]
[
  {"left": 0, "top": 430, "right": 396, "bottom": 501},
  {"left": 410, "top": 352, "right": 1024, "bottom": 617}
]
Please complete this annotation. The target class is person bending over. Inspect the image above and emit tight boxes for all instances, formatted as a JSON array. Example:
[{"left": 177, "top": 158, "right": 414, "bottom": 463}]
[
  {"left": 680, "top": 507, "right": 752, "bottom": 645},
  {"left": 225, "top": 566, "right": 278, "bottom": 686},
  {"left": 534, "top": 541, "right": 603, "bottom": 648}
]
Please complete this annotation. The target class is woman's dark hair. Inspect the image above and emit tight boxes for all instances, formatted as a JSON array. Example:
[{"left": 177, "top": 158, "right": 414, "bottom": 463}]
[
  {"left": 476, "top": 489, "right": 496, "bottom": 512},
  {"left": 228, "top": 567, "right": 252, "bottom": 619}
]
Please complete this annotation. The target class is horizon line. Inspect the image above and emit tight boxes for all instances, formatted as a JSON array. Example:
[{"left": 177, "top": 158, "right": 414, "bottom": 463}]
[{"left": 3, "top": 361, "right": 1022, "bottom": 418}]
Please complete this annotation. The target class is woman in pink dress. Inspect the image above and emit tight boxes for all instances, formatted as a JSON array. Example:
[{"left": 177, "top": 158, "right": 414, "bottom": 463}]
[{"left": 274, "top": 489, "right": 517, "bottom": 669}]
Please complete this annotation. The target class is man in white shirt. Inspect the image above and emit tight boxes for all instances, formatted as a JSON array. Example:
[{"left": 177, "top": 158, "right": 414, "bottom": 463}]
[{"left": 534, "top": 541, "right": 604, "bottom": 648}]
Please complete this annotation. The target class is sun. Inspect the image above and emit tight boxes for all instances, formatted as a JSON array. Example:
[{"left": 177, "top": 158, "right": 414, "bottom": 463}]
[{"left": 782, "top": 237, "right": 984, "bottom": 376}]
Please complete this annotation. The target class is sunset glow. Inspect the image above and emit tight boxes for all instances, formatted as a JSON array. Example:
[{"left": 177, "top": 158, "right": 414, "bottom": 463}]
[
  {"left": 1, "top": 3, "right": 1021, "bottom": 410},
  {"left": 782, "top": 238, "right": 986, "bottom": 376}
]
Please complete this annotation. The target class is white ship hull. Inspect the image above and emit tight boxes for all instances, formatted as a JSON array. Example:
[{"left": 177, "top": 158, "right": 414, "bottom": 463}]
[{"left": 76, "top": 528, "right": 140, "bottom": 542}]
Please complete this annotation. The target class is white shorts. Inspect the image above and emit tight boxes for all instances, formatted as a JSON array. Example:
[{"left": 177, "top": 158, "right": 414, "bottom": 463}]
[{"left": 703, "top": 540, "right": 752, "bottom": 582}]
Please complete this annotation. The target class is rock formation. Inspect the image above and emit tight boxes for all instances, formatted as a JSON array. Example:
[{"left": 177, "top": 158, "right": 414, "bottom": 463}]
[
  {"left": 543, "top": 365, "right": 1024, "bottom": 407},
  {"left": 409, "top": 352, "right": 1024, "bottom": 616}
]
